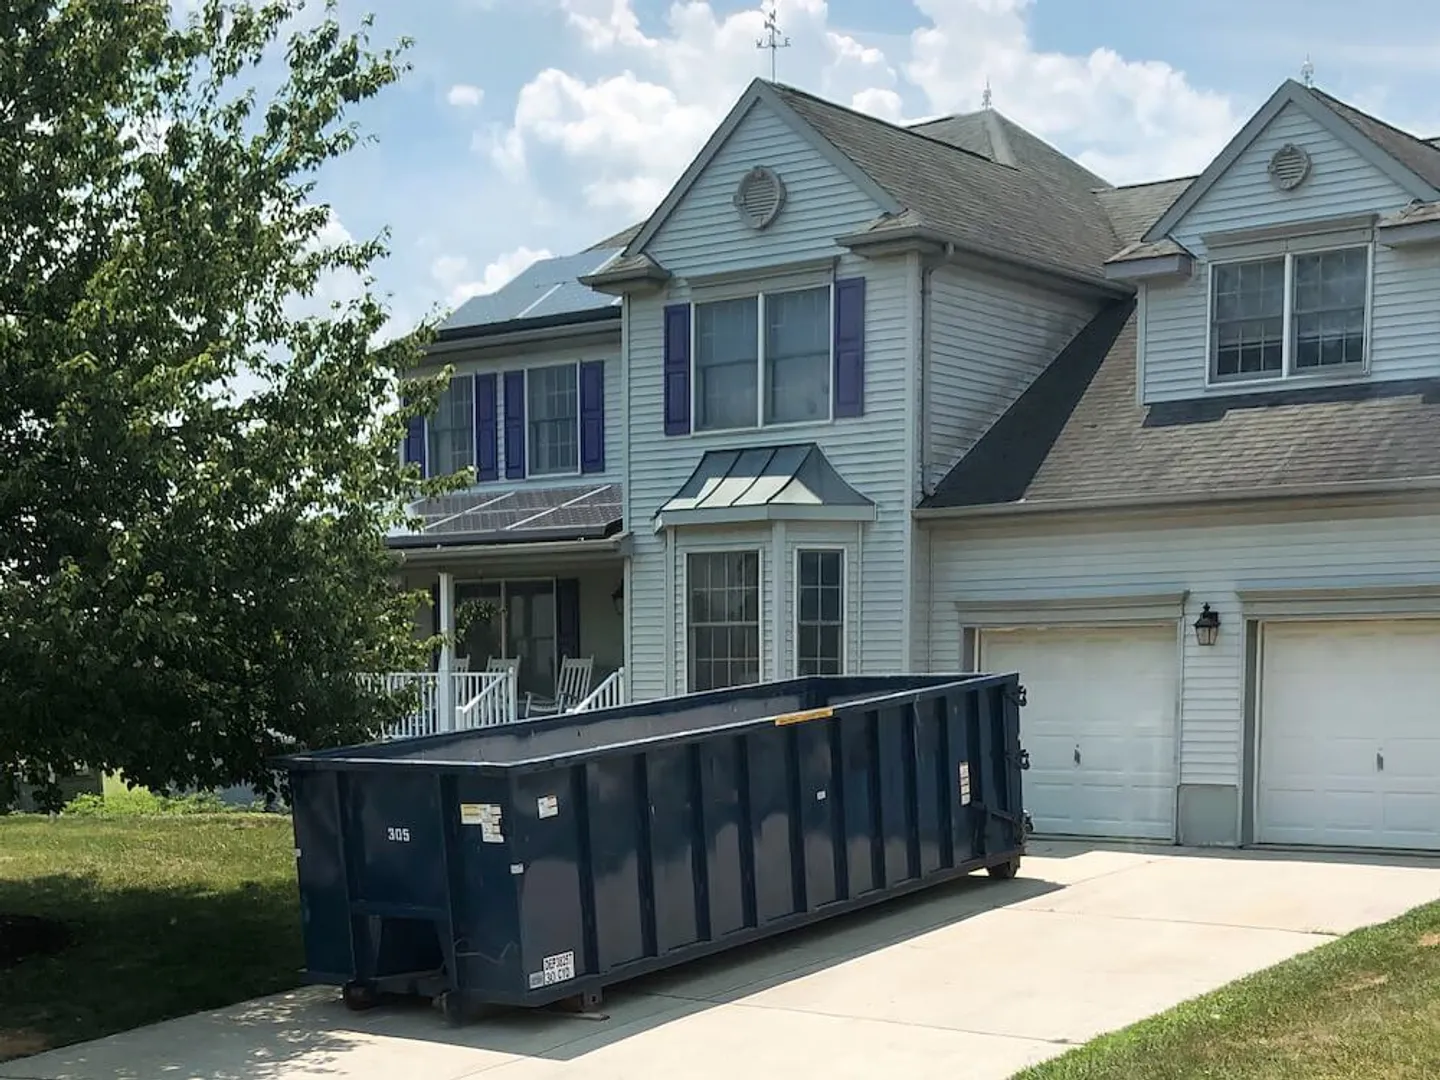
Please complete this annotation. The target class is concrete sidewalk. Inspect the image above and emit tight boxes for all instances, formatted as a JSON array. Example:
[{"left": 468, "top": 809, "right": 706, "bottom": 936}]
[{"left": 6, "top": 843, "right": 1439, "bottom": 1080}]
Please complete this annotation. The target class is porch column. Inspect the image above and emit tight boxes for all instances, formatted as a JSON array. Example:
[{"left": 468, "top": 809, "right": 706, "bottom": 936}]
[{"left": 438, "top": 570, "right": 455, "bottom": 731}]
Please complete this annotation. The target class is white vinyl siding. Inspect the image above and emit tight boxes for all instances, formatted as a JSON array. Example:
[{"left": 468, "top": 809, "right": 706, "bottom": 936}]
[
  {"left": 927, "top": 504, "right": 1440, "bottom": 790},
  {"left": 925, "top": 265, "right": 1096, "bottom": 488},
  {"left": 644, "top": 100, "right": 886, "bottom": 278},
  {"left": 1143, "top": 101, "right": 1440, "bottom": 402}
]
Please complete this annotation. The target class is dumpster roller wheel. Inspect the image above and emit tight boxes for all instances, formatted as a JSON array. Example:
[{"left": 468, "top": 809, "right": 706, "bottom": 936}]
[
  {"left": 436, "top": 990, "right": 467, "bottom": 1026},
  {"left": 987, "top": 856, "right": 1021, "bottom": 881},
  {"left": 341, "top": 981, "right": 379, "bottom": 1011}
]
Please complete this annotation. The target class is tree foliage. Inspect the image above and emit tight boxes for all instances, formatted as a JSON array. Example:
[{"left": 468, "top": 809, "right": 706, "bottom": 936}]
[{"left": 0, "top": 0, "right": 449, "bottom": 804}]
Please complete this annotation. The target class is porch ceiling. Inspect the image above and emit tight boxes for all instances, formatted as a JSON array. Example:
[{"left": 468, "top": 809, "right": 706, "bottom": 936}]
[{"left": 389, "top": 483, "right": 623, "bottom": 550}]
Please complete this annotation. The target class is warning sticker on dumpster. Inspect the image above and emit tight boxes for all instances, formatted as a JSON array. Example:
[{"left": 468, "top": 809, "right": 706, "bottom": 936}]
[
  {"left": 958, "top": 762, "right": 972, "bottom": 806},
  {"left": 537, "top": 794, "right": 559, "bottom": 819},
  {"left": 460, "top": 802, "right": 504, "bottom": 842}
]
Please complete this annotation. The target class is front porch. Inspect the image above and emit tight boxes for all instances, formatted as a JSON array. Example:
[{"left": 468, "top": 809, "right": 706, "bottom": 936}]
[{"left": 383, "top": 506, "right": 630, "bottom": 735}]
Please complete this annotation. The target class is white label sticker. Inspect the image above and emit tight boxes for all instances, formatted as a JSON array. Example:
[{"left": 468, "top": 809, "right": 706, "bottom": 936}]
[
  {"left": 815, "top": 789, "right": 827, "bottom": 802},
  {"left": 541, "top": 950, "right": 576, "bottom": 986},
  {"left": 510, "top": 862, "right": 525, "bottom": 875},
  {"left": 959, "top": 762, "right": 972, "bottom": 806},
  {"left": 528, "top": 971, "right": 544, "bottom": 990},
  {"left": 537, "top": 794, "right": 559, "bottom": 819},
  {"left": 461, "top": 802, "right": 505, "bottom": 842}
]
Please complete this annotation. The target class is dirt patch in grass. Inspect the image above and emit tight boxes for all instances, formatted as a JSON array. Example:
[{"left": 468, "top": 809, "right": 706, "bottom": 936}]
[
  {"left": 0, "top": 914, "right": 72, "bottom": 967},
  {"left": 1417, "top": 932, "right": 1440, "bottom": 948}
]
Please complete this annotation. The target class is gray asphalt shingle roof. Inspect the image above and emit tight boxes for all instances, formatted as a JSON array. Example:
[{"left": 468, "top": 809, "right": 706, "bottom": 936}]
[
  {"left": 769, "top": 84, "right": 1121, "bottom": 282},
  {"left": 1309, "top": 87, "right": 1440, "bottom": 190},
  {"left": 924, "top": 302, "right": 1440, "bottom": 510}
]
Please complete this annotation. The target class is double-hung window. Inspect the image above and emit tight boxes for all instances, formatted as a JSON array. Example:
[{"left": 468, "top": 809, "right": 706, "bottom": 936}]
[
  {"left": 527, "top": 363, "right": 579, "bottom": 475},
  {"left": 694, "top": 285, "right": 831, "bottom": 431},
  {"left": 686, "top": 551, "right": 761, "bottom": 692},
  {"left": 428, "top": 376, "right": 475, "bottom": 477},
  {"left": 795, "top": 549, "right": 844, "bottom": 676},
  {"left": 1211, "top": 246, "right": 1370, "bottom": 382}
]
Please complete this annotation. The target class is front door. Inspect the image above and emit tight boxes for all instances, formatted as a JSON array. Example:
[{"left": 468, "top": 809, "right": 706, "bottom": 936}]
[{"left": 505, "top": 581, "right": 557, "bottom": 699}]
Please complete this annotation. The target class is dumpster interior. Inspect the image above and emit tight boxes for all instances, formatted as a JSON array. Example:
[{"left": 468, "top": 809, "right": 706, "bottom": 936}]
[{"left": 331, "top": 674, "right": 975, "bottom": 767}]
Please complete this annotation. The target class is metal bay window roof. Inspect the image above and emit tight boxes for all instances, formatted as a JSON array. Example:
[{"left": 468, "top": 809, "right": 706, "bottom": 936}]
[{"left": 655, "top": 443, "right": 875, "bottom": 529}]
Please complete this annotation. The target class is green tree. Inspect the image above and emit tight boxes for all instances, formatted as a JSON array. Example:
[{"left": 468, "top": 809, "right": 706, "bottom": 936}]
[{"left": 0, "top": 0, "right": 453, "bottom": 806}]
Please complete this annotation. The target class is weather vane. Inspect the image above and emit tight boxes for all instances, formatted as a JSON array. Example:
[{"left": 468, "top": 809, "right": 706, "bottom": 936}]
[
  {"left": 1301, "top": 54, "right": 1315, "bottom": 88},
  {"left": 756, "top": 2, "right": 791, "bottom": 82}
]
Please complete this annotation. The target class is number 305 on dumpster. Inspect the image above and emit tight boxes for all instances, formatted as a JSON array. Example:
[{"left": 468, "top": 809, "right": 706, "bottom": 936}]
[{"left": 386, "top": 826, "right": 412, "bottom": 842}]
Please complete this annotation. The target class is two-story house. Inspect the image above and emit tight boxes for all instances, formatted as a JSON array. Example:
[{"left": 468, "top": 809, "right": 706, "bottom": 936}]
[{"left": 396, "top": 76, "right": 1440, "bottom": 856}]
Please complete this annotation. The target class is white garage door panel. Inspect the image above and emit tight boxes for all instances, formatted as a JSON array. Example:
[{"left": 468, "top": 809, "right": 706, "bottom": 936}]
[
  {"left": 1259, "top": 619, "right": 1440, "bottom": 850},
  {"left": 980, "top": 625, "right": 1178, "bottom": 841}
]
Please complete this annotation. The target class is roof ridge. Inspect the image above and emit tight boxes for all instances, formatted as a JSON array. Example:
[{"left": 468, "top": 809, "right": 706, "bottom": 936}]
[
  {"left": 1308, "top": 85, "right": 1440, "bottom": 157},
  {"left": 767, "top": 80, "right": 1012, "bottom": 170},
  {"left": 1100, "top": 174, "right": 1198, "bottom": 193}
]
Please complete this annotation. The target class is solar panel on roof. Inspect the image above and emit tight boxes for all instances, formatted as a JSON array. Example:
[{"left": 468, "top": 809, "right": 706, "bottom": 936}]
[
  {"left": 439, "top": 248, "right": 622, "bottom": 334},
  {"left": 389, "top": 484, "right": 623, "bottom": 549}
]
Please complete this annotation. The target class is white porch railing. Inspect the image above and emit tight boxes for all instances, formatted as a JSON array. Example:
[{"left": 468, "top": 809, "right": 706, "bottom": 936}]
[
  {"left": 572, "top": 667, "right": 626, "bottom": 713},
  {"left": 366, "top": 671, "right": 518, "bottom": 738}
]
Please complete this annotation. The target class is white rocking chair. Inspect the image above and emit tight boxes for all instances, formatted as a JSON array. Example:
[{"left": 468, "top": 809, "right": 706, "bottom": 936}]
[{"left": 524, "top": 657, "right": 594, "bottom": 718}]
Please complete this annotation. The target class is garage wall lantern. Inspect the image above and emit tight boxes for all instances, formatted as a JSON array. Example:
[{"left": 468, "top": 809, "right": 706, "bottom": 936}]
[{"left": 1193, "top": 603, "right": 1221, "bottom": 647}]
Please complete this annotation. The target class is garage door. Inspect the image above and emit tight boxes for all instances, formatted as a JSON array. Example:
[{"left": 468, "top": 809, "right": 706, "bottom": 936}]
[
  {"left": 980, "top": 625, "right": 1178, "bottom": 840},
  {"left": 1258, "top": 619, "right": 1440, "bottom": 850}
]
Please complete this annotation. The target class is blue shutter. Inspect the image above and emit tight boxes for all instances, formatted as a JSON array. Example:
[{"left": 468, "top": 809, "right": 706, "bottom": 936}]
[
  {"left": 474, "top": 372, "right": 498, "bottom": 482},
  {"left": 663, "top": 304, "right": 691, "bottom": 436},
  {"left": 503, "top": 369, "right": 526, "bottom": 479},
  {"left": 401, "top": 399, "right": 427, "bottom": 476},
  {"left": 833, "top": 277, "right": 866, "bottom": 418},
  {"left": 579, "top": 360, "right": 605, "bottom": 473}
]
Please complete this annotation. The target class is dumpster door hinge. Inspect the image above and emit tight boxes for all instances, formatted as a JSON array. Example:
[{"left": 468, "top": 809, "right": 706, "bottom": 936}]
[
  {"left": 1006, "top": 684, "right": 1027, "bottom": 708},
  {"left": 1009, "top": 748, "right": 1030, "bottom": 771}
]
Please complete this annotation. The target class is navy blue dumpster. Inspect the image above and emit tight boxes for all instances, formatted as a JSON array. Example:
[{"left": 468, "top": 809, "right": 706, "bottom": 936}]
[{"left": 282, "top": 673, "right": 1029, "bottom": 1019}]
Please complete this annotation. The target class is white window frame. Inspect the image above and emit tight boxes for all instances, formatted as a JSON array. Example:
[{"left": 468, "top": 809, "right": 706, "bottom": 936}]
[
  {"left": 683, "top": 548, "right": 764, "bottom": 693},
  {"left": 1204, "top": 243, "right": 1374, "bottom": 388},
  {"left": 524, "top": 361, "right": 581, "bottom": 478},
  {"left": 792, "top": 545, "right": 846, "bottom": 677},
  {"left": 690, "top": 283, "right": 835, "bottom": 434}
]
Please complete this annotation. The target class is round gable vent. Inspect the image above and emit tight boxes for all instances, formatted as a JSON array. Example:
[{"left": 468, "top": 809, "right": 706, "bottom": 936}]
[
  {"left": 734, "top": 166, "right": 786, "bottom": 230},
  {"left": 1269, "top": 143, "right": 1312, "bottom": 191}
]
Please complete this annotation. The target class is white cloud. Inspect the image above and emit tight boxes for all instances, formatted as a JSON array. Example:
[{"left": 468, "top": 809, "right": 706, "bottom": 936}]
[
  {"left": 487, "top": 0, "right": 1245, "bottom": 223},
  {"left": 446, "top": 83, "right": 484, "bottom": 108},
  {"left": 431, "top": 246, "right": 553, "bottom": 308},
  {"left": 905, "top": 0, "right": 1241, "bottom": 182}
]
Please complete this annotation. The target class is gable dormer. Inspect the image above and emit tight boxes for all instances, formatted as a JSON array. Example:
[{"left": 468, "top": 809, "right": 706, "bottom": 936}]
[{"left": 1108, "top": 80, "right": 1440, "bottom": 403}]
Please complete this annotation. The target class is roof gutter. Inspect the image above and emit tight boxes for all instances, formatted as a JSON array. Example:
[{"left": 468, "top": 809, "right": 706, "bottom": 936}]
[
  {"left": 914, "top": 475, "right": 1440, "bottom": 521},
  {"left": 837, "top": 222, "right": 1133, "bottom": 299},
  {"left": 390, "top": 532, "right": 632, "bottom": 565},
  {"left": 423, "top": 314, "right": 620, "bottom": 358}
]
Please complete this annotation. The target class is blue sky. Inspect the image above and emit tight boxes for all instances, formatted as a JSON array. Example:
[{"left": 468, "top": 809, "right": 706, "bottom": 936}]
[{"left": 294, "top": 0, "right": 1440, "bottom": 336}]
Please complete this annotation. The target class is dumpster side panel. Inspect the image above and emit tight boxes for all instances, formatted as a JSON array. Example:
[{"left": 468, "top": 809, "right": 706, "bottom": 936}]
[
  {"left": 645, "top": 745, "right": 702, "bottom": 954},
  {"left": 451, "top": 772, "right": 526, "bottom": 997},
  {"left": 290, "top": 770, "right": 353, "bottom": 981},
  {"left": 512, "top": 768, "right": 588, "bottom": 992},
  {"left": 795, "top": 721, "right": 839, "bottom": 910},
  {"left": 746, "top": 726, "right": 799, "bottom": 923},
  {"left": 698, "top": 737, "right": 749, "bottom": 938},
  {"left": 344, "top": 771, "right": 447, "bottom": 907},
  {"left": 585, "top": 756, "right": 648, "bottom": 971}
]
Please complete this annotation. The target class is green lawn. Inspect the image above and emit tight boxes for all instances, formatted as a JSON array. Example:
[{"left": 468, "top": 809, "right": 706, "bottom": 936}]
[
  {"left": 0, "top": 813, "right": 301, "bottom": 1061},
  {"left": 1016, "top": 899, "right": 1440, "bottom": 1080}
]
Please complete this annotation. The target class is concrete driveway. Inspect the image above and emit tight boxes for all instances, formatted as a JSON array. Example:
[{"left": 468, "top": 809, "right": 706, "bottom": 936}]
[{"left": 7, "top": 842, "right": 1440, "bottom": 1080}]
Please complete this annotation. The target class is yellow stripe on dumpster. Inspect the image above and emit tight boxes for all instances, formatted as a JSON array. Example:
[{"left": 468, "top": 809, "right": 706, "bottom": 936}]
[{"left": 773, "top": 706, "right": 834, "bottom": 726}]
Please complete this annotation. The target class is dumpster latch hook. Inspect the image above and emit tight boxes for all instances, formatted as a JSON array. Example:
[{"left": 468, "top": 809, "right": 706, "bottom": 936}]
[{"left": 1007, "top": 685, "right": 1028, "bottom": 707}]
